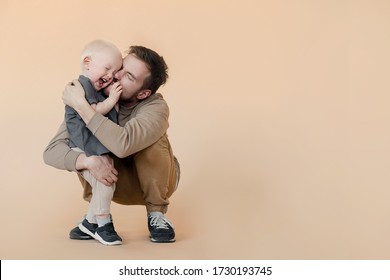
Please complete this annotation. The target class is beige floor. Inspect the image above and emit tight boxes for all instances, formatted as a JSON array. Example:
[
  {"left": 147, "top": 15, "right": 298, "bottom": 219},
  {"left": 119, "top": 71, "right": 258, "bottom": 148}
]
[
  {"left": 2, "top": 0, "right": 390, "bottom": 260},
  {"left": 2, "top": 143, "right": 390, "bottom": 260}
]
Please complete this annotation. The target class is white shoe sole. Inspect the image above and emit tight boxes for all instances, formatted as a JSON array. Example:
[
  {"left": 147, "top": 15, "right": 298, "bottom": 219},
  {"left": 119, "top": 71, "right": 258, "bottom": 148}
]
[
  {"left": 79, "top": 223, "right": 122, "bottom": 245},
  {"left": 78, "top": 223, "right": 96, "bottom": 238},
  {"left": 150, "top": 236, "right": 176, "bottom": 243},
  {"left": 95, "top": 232, "right": 122, "bottom": 246}
]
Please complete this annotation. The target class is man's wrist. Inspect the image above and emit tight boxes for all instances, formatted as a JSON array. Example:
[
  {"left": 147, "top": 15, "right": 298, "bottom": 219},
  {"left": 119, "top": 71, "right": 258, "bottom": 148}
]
[
  {"left": 75, "top": 101, "right": 96, "bottom": 125},
  {"left": 75, "top": 153, "right": 88, "bottom": 170},
  {"left": 74, "top": 98, "right": 90, "bottom": 113}
]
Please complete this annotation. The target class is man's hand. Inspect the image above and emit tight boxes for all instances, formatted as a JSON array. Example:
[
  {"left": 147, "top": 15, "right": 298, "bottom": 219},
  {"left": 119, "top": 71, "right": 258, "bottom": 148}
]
[
  {"left": 76, "top": 154, "right": 118, "bottom": 186},
  {"left": 87, "top": 155, "right": 118, "bottom": 186},
  {"left": 62, "top": 79, "right": 88, "bottom": 110},
  {"left": 63, "top": 79, "right": 96, "bottom": 124}
]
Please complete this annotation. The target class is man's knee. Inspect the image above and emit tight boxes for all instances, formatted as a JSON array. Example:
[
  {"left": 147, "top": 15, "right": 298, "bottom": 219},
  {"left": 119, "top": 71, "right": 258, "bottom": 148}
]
[
  {"left": 134, "top": 135, "right": 178, "bottom": 200},
  {"left": 135, "top": 135, "right": 171, "bottom": 164}
]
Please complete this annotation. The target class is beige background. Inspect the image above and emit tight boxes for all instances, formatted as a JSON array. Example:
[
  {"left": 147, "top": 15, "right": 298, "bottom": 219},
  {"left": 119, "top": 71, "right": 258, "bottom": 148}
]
[{"left": 1, "top": 0, "right": 390, "bottom": 259}]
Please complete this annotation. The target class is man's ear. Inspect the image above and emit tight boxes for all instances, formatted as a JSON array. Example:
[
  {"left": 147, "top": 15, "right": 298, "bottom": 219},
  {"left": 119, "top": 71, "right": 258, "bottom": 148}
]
[
  {"left": 82, "top": 56, "right": 91, "bottom": 70},
  {"left": 137, "top": 89, "right": 152, "bottom": 100}
]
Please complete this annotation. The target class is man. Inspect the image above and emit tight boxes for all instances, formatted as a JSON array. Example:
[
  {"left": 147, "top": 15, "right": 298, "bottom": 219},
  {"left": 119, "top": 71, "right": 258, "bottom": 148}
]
[{"left": 43, "top": 45, "right": 180, "bottom": 243}]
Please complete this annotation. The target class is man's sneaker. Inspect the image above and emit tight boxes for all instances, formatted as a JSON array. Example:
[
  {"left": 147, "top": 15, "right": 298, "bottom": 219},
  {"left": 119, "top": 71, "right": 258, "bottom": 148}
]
[
  {"left": 94, "top": 222, "right": 123, "bottom": 246},
  {"left": 69, "top": 226, "right": 94, "bottom": 240},
  {"left": 78, "top": 219, "right": 98, "bottom": 238},
  {"left": 148, "top": 212, "right": 176, "bottom": 243}
]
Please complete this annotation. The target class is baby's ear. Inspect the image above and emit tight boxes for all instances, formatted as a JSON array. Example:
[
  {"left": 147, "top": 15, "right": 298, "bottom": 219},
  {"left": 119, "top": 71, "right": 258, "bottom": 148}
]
[{"left": 82, "top": 56, "right": 91, "bottom": 70}]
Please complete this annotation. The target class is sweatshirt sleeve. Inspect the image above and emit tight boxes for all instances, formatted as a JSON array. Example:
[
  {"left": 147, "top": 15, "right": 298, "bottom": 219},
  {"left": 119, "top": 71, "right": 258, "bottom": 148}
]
[
  {"left": 42, "top": 121, "right": 82, "bottom": 171},
  {"left": 86, "top": 98, "right": 169, "bottom": 158}
]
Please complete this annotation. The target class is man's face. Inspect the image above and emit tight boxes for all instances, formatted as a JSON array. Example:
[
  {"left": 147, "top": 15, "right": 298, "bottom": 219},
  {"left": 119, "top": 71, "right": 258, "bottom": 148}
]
[{"left": 104, "top": 54, "right": 151, "bottom": 104}]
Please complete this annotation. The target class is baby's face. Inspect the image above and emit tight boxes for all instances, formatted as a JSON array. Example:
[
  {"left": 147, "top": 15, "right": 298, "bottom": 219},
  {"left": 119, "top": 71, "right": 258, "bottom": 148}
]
[{"left": 86, "top": 50, "right": 122, "bottom": 91}]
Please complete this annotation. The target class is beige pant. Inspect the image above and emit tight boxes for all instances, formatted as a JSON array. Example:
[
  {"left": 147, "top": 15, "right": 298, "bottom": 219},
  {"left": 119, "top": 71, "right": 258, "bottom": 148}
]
[
  {"left": 72, "top": 148, "right": 115, "bottom": 223},
  {"left": 77, "top": 134, "right": 180, "bottom": 214},
  {"left": 80, "top": 165, "right": 115, "bottom": 223}
]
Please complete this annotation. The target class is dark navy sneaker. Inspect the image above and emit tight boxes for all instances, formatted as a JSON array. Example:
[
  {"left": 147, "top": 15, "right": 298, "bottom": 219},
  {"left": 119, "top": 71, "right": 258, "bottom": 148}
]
[
  {"left": 78, "top": 219, "right": 98, "bottom": 238},
  {"left": 95, "top": 222, "right": 123, "bottom": 246},
  {"left": 69, "top": 226, "right": 94, "bottom": 240},
  {"left": 148, "top": 212, "right": 176, "bottom": 243}
]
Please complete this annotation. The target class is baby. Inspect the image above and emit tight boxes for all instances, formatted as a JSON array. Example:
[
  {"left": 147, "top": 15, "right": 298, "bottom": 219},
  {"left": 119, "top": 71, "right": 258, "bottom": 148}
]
[{"left": 64, "top": 39, "right": 123, "bottom": 245}]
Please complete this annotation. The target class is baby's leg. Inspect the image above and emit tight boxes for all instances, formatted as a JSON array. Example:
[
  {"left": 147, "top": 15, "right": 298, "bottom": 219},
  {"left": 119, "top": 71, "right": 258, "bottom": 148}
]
[
  {"left": 84, "top": 170, "right": 115, "bottom": 226},
  {"left": 78, "top": 158, "right": 122, "bottom": 245}
]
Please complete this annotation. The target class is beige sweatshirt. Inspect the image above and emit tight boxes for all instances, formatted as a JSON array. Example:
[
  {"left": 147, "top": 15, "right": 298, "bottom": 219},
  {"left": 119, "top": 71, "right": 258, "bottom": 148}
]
[{"left": 43, "top": 93, "right": 169, "bottom": 171}]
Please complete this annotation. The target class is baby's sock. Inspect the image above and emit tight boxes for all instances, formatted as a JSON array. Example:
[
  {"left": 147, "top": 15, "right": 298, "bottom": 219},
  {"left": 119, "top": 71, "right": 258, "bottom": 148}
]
[{"left": 96, "top": 215, "right": 111, "bottom": 227}]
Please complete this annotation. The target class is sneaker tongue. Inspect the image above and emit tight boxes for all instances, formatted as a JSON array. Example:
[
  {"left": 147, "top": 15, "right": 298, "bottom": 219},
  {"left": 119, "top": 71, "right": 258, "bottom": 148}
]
[{"left": 149, "top": 211, "right": 163, "bottom": 218}]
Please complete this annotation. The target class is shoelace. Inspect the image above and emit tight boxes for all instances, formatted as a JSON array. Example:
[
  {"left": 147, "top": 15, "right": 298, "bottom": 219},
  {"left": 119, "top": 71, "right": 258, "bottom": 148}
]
[{"left": 149, "top": 216, "right": 173, "bottom": 230}]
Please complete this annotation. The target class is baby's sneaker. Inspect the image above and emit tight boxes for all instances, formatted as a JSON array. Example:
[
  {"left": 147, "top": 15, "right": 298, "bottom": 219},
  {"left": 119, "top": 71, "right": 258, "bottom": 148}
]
[{"left": 94, "top": 222, "right": 122, "bottom": 246}]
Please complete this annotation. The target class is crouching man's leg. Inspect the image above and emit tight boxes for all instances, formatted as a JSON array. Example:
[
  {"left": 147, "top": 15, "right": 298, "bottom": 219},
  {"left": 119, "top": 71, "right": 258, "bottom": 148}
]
[{"left": 134, "top": 134, "right": 180, "bottom": 242}]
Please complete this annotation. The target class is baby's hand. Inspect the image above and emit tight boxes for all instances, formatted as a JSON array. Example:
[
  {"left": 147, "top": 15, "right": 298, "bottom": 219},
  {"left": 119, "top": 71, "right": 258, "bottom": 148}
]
[{"left": 108, "top": 82, "right": 123, "bottom": 102}]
